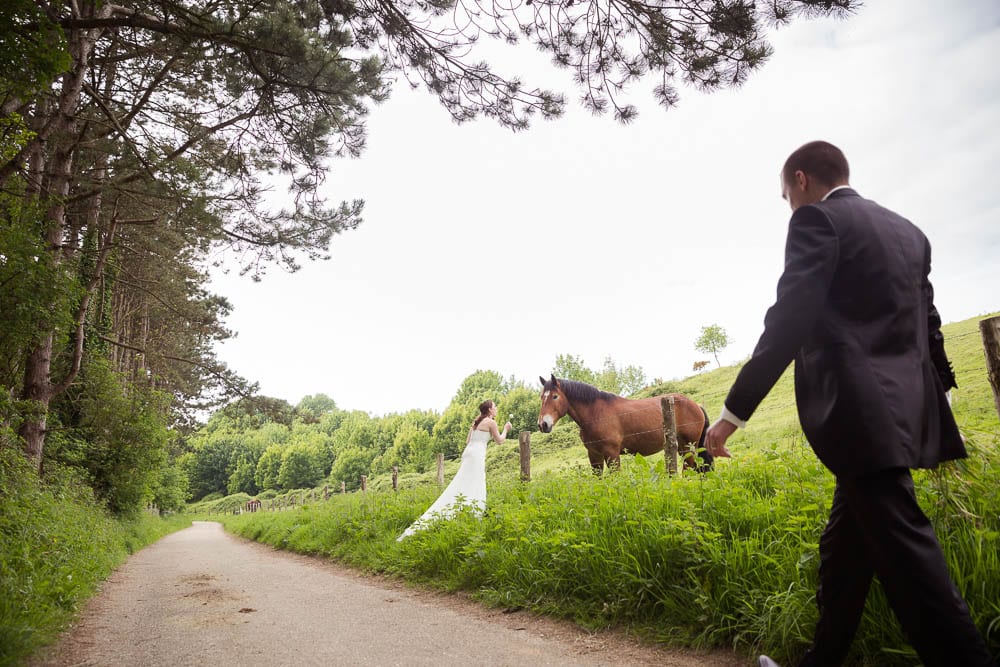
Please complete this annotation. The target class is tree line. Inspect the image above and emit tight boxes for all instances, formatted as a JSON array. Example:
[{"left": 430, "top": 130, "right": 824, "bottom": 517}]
[{"left": 185, "top": 356, "right": 648, "bottom": 500}]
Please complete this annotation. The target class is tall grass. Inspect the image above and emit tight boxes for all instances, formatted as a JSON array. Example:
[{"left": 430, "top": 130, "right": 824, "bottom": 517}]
[
  {"left": 0, "top": 448, "right": 192, "bottom": 666},
  {"left": 222, "top": 313, "right": 1000, "bottom": 664},
  {"left": 223, "top": 436, "right": 999, "bottom": 664}
]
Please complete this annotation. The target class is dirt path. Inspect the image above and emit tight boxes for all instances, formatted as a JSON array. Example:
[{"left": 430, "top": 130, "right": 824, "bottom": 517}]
[{"left": 33, "top": 521, "right": 746, "bottom": 666}]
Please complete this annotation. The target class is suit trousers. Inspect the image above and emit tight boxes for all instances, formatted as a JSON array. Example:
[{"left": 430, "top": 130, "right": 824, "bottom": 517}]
[{"left": 798, "top": 467, "right": 995, "bottom": 667}]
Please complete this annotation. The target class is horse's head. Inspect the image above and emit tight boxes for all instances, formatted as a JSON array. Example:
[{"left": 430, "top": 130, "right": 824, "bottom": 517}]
[{"left": 538, "top": 374, "right": 568, "bottom": 433}]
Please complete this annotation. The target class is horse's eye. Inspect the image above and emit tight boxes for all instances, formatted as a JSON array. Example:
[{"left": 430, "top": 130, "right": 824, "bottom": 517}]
[{"left": 552, "top": 394, "right": 558, "bottom": 400}]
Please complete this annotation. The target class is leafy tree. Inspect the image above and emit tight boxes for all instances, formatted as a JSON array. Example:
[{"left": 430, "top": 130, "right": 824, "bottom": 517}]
[
  {"left": 371, "top": 411, "right": 438, "bottom": 473},
  {"left": 254, "top": 444, "right": 285, "bottom": 491},
  {"left": 47, "top": 358, "right": 173, "bottom": 514},
  {"left": 277, "top": 442, "right": 324, "bottom": 490},
  {"left": 450, "top": 370, "right": 511, "bottom": 407},
  {"left": 432, "top": 369, "right": 511, "bottom": 455},
  {"left": 184, "top": 429, "right": 244, "bottom": 501},
  {"left": 432, "top": 403, "right": 478, "bottom": 458},
  {"left": 551, "top": 355, "right": 647, "bottom": 395},
  {"left": 329, "top": 411, "right": 379, "bottom": 457},
  {"left": 149, "top": 461, "right": 189, "bottom": 514},
  {"left": 0, "top": 0, "right": 70, "bottom": 102},
  {"left": 227, "top": 457, "right": 258, "bottom": 496},
  {"left": 327, "top": 446, "right": 375, "bottom": 491},
  {"left": 552, "top": 354, "right": 598, "bottom": 386},
  {"left": 497, "top": 385, "right": 541, "bottom": 435},
  {"left": 695, "top": 324, "right": 732, "bottom": 368},
  {"left": 296, "top": 394, "right": 338, "bottom": 423},
  {"left": 595, "top": 357, "right": 648, "bottom": 396},
  {"left": 246, "top": 422, "right": 291, "bottom": 451}
]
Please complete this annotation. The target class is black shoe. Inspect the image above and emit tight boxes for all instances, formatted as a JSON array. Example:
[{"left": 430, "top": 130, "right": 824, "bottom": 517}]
[{"left": 759, "top": 656, "right": 781, "bottom": 667}]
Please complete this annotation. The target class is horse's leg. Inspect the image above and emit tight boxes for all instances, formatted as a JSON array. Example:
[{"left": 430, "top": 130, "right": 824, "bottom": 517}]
[
  {"left": 587, "top": 449, "right": 604, "bottom": 476},
  {"left": 605, "top": 455, "right": 621, "bottom": 473}
]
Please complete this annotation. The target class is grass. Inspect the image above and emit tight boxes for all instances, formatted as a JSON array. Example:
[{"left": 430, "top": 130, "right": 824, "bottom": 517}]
[
  {"left": 0, "top": 448, "right": 192, "bottom": 667},
  {"left": 219, "top": 313, "right": 1000, "bottom": 665}
]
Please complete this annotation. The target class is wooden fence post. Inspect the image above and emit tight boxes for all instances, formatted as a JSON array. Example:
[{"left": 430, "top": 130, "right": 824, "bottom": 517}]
[
  {"left": 360, "top": 475, "right": 367, "bottom": 492},
  {"left": 981, "top": 315, "right": 1000, "bottom": 419},
  {"left": 341, "top": 481, "right": 346, "bottom": 494},
  {"left": 323, "top": 484, "right": 329, "bottom": 500},
  {"left": 436, "top": 452, "right": 444, "bottom": 486},
  {"left": 392, "top": 465, "right": 399, "bottom": 491},
  {"left": 518, "top": 431, "right": 531, "bottom": 482},
  {"left": 661, "top": 396, "right": 678, "bottom": 476}
]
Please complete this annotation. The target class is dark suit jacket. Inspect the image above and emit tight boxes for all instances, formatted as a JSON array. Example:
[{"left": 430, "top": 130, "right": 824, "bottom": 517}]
[{"left": 725, "top": 188, "right": 965, "bottom": 479}]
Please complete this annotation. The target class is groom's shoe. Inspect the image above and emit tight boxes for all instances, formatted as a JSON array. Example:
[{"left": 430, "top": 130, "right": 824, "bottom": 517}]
[{"left": 758, "top": 656, "right": 781, "bottom": 667}]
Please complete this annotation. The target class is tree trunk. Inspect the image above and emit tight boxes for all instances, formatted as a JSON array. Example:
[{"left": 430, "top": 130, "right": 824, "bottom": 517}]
[
  {"left": 19, "top": 336, "right": 54, "bottom": 470},
  {"left": 16, "top": 9, "right": 108, "bottom": 470}
]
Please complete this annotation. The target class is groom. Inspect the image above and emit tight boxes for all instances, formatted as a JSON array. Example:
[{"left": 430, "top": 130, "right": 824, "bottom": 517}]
[{"left": 703, "top": 141, "right": 994, "bottom": 666}]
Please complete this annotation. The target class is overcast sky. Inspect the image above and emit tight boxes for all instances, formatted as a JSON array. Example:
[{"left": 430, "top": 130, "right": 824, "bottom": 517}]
[{"left": 208, "top": 0, "right": 1000, "bottom": 417}]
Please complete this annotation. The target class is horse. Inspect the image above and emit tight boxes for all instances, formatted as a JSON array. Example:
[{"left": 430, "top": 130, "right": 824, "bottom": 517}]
[{"left": 537, "top": 374, "right": 712, "bottom": 474}]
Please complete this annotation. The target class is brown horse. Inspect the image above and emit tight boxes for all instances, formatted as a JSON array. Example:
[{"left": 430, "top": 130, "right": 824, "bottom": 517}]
[{"left": 537, "top": 375, "right": 712, "bottom": 474}]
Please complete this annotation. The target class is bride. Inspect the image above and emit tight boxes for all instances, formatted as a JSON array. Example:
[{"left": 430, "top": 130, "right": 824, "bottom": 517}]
[{"left": 397, "top": 400, "right": 511, "bottom": 541}]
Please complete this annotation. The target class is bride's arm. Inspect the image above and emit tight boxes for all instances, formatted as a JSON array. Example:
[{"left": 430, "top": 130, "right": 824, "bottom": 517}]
[{"left": 487, "top": 418, "right": 509, "bottom": 443}]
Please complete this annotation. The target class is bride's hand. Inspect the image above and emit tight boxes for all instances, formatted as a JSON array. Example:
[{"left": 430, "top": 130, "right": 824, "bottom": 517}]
[{"left": 503, "top": 421, "right": 512, "bottom": 432}]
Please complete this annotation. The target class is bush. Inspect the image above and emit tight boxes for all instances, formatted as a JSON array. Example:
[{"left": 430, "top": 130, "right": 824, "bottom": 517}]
[{"left": 0, "top": 447, "right": 190, "bottom": 666}]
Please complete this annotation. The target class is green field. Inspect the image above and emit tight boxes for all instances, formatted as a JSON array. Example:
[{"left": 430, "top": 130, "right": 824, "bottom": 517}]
[{"left": 217, "top": 313, "right": 1000, "bottom": 665}]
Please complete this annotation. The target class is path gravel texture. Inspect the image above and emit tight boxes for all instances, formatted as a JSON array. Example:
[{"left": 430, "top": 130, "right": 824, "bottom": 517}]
[{"left": 33, "top": 521, "right": 746, "bottom": 667}]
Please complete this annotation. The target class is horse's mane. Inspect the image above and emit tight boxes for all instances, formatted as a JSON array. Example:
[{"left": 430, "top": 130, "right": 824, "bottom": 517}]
[{"left": 545, "top": 377, "right": 618, "bottom": 404}]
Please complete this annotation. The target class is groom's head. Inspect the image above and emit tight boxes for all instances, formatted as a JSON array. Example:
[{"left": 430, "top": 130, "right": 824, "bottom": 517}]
[{"left": 781, "top": 141, "right": 850, "bottom": 211}]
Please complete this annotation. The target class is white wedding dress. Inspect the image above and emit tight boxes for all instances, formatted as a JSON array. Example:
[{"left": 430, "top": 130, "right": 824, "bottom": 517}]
[{"left": 397, "top": 429, "right": 489, "bottom": 541}]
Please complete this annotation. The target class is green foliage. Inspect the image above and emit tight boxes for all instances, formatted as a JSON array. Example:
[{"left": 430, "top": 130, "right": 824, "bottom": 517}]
[
  {"left": 184, "top": 428, "right": 244, "bottom": 501},
  {"left": 47, "top": 359, "right": 174, "bottom": 515},
  {"left": 496, "top": 385, "right": 539, "bottom": 436},
  {"left": 149, "top": 461, "right": 189, "bottom": 514},
  {"left": 0, "top": 447, "right": 190, "bottom": 666},
  {"left": 295, "top": 393, "right": 338, "bottom": 422},
  {"left": 550, "top": 354, "right": 647, "bottom": 396},
  {"left": 254, "top": 444, "right": 284, "bottom": 490},
  {"left": 0, "top": 0, "right": 71, "bottom": 101},
  {"left": 432, "top": 403, "right": 478, "bottom": 458},
  {"left": 694, "top": 324, "right": 732, "bottom": 368},
  {"left": 328, "top": 446, "right": 376, "bottom": 491},
  {"left": 551, "top": 353, "right": 597, "bottom": 385},
  {"left": 0, "top": 194, "right": 80, "bottom": 388},
  {"left": 227, "top": 457, "right": 258, "bottom": 495},
  {"left": 277, "top": 441, "right": 324, "bottom": 489}
]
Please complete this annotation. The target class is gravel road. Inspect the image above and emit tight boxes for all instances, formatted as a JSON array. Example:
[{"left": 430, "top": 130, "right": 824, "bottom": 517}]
[{"left": 32, "top": 521, "right": 745, "bottom": 667}]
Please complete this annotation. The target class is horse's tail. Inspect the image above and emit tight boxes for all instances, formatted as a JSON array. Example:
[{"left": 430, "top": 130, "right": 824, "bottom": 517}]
[{"left": 696, "top": 404, "right": 713, "bottom": 472}]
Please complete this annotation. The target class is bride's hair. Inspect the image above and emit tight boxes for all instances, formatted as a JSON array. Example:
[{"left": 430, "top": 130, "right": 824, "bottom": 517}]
[{"left": 472, "top": 400, "right": 493, "bottom": 429}]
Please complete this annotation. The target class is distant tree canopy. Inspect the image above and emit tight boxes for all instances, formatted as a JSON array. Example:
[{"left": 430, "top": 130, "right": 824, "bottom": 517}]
[{"left": 551, "top": 354, "right": 647, "bottom": 396}]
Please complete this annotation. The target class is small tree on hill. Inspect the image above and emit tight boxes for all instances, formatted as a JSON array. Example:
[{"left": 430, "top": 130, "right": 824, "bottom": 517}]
[{"left": 695, "top": 325, "right": 732, "bottom": 368}]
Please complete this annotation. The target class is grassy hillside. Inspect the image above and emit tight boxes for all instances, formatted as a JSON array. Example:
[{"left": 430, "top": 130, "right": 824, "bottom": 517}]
[{"left": 218, "top": 313, "right": 1000, "bottom": 665}]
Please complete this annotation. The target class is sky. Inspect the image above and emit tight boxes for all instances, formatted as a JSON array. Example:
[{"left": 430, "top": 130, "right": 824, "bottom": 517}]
[{"left": 208, "top": 0, "right": 1000, "bottom": 417}]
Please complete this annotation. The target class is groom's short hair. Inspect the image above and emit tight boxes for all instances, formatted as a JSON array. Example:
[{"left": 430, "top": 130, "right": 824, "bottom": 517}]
[{"left": 783, "top": 141, "right": 850, "bottom": 188}]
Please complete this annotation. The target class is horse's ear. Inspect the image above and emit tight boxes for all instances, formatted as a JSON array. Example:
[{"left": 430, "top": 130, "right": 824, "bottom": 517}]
[
  {"left": 550, "top": 373, "right": 559, "bottom": 387},
  {"left": 539, "top": 376, "right": 546, "bottom": 387}
]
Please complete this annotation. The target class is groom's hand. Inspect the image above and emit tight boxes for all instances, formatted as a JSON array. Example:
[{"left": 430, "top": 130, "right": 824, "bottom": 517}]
[{"left": 704, "top": 419, "right": 736, "bottom": 458}]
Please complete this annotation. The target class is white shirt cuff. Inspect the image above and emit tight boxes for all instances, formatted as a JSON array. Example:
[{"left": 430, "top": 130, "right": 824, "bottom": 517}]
[{"left": 720, "top": 405, "right": 747, "bottom": 429}]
